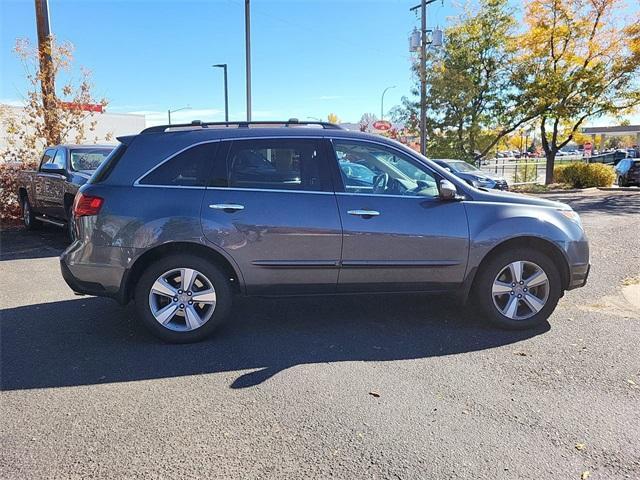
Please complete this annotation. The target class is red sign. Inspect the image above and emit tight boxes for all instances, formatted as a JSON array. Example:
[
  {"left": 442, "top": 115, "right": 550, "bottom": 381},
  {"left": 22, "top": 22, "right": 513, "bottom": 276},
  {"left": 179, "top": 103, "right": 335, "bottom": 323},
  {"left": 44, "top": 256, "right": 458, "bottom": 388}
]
[
  {"left": 373, "top": 120, "right": 392, "bottom": 131},
  {"left": 59, "top": 102, "right": 104, "bottom": 113},
  {"left": 584, "top": 142, "right": 593, "bottom": 156}
]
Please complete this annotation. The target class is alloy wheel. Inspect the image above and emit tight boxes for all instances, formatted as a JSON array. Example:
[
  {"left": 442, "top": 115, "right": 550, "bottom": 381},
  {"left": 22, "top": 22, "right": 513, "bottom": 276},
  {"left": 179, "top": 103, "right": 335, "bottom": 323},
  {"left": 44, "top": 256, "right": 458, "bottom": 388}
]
[
  {"left": 148, "top": 267, "right": 217, "bottom": 331},
  {"left": 492, "top": 260, "right": 550, "bottom": 321}
]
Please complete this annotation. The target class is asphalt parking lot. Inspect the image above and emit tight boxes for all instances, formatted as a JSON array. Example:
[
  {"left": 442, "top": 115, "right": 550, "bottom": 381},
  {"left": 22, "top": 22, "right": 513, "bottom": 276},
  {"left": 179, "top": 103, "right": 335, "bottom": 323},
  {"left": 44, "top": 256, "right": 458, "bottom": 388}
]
[{"left": 1, "top": 190, "right": 639, "bottom": 480}]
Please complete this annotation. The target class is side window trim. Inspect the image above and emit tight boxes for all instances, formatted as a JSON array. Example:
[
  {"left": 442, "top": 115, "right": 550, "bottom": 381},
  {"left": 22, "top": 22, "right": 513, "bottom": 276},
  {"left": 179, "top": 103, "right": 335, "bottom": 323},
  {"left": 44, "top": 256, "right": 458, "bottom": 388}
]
[
  {"left": 133, "top": 139, "right": 222, "bottom": 188},
  {"left": 328, "top": 137, "right": 442, "bottom": 198}
]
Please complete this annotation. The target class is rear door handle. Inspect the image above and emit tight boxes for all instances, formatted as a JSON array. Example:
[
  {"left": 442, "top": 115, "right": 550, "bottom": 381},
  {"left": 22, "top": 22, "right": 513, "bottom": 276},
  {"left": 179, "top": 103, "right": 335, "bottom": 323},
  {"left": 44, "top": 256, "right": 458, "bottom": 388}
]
[
  {"left": 209, "top": 203, "right": 245, "bottom": 212},
  {"left": 347, "top": 209, "right": 380, "bottom": 217}
]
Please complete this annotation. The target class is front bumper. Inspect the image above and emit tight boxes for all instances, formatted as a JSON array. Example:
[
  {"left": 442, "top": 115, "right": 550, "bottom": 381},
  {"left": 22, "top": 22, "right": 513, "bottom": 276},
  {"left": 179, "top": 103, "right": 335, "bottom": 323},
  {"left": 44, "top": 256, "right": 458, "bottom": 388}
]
[{"left": 567, "top": 263, "right": 590, "bottom": 290}]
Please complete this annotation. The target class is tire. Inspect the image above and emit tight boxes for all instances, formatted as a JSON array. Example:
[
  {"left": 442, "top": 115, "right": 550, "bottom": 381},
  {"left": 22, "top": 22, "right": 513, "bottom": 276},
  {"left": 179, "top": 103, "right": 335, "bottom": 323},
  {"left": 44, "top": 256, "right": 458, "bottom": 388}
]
[
  {"left": 474, "top": 248, "right": 562, "bottom": 330},
  {"left": 21, "top": 197, "right": 40, "bottom": 231},
  {"left": 134, "top": 254, "right": 232, "bottom": 343},
  {"left": 66, "top": 205, "right": 75, "bottom": 242},
  {"left": 618, "top": 176, "right": 627, "bottom": 187}
]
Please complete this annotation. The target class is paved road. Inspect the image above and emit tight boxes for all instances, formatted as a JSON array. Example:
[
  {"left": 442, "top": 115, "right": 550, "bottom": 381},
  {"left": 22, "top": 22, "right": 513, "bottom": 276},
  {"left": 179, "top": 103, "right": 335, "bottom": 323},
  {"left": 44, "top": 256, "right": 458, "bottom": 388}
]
[{"left": 1, "top": 191, "right": 639, "bottom": 479}]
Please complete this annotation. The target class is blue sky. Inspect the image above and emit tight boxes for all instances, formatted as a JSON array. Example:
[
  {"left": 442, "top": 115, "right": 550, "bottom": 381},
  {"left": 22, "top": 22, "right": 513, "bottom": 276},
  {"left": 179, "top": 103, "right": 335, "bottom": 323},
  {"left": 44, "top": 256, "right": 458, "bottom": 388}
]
[
  {"left": 1, "top": 0, "right": 637, "bottom": 125},
  {"left": 2, "top": 0, "right": 459, "bottom": 124}
]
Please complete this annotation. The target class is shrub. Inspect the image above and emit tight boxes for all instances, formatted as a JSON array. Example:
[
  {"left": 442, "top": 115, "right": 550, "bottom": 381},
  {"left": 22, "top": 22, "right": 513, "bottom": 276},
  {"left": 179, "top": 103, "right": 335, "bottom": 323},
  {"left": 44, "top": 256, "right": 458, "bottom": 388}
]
[
  {"left": 0, "top": 161, "right": 36, "bottom": 223},
  {"left": 553, "top": 162, "right": 615, "bottom": 188}
]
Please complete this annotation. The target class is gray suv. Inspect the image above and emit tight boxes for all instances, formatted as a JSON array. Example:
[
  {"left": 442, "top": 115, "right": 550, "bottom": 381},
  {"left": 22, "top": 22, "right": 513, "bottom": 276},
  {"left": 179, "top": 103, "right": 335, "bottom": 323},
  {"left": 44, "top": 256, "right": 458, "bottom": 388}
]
[{"left": 60, "top": 120, "right": 590, "bottom": 343}]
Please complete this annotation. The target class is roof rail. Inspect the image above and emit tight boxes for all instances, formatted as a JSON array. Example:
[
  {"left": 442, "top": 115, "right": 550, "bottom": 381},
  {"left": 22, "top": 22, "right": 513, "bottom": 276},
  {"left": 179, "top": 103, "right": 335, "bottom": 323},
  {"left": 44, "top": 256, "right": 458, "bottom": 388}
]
[{"left": 140, "top": 118, "right": 344, "bottom": 134}]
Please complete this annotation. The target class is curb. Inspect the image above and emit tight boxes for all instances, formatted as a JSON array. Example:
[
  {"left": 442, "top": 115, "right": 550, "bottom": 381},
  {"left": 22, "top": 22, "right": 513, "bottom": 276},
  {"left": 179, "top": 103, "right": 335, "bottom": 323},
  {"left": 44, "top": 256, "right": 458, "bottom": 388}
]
[
  {"left": 520, "top": 187, "right": 597, "bottom": 195},
  {"left": 598, "top": 187, "right": 640, "bottom": 192}
]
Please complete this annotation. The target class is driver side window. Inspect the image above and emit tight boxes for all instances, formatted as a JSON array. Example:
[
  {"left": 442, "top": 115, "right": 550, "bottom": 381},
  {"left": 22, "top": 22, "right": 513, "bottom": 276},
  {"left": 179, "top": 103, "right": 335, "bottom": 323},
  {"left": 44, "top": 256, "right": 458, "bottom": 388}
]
[{"left": 332, "top": 140, "right": 439, "bottom": 197}]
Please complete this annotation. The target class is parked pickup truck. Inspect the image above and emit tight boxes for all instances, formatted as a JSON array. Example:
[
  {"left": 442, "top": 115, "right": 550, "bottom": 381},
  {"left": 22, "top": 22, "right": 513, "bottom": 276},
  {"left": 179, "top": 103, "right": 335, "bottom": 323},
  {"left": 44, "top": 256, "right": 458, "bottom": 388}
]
[{"left": 17, "top": 144, "right": 114, "bottom": 239}]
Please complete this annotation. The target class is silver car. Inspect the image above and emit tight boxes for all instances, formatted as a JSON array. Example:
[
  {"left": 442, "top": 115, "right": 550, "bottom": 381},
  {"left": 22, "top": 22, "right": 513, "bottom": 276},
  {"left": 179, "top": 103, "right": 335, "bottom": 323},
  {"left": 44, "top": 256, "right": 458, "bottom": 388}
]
[{"left": 59, "top": 120, "right": 590, "bottom": 343}]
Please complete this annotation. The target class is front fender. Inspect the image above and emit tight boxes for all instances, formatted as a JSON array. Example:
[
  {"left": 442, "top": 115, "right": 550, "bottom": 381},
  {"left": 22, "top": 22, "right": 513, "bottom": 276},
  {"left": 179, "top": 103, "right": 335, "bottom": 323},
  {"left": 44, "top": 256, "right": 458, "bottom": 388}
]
[{"left": 463, "top": 200, "right": 588, "bottom": 279}]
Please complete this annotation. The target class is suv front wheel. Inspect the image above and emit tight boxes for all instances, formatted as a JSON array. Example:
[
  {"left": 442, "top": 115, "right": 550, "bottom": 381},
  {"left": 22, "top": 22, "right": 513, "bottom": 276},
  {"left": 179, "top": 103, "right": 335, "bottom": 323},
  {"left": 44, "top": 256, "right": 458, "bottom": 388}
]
[
  {"left": 134, "top": 254, "right": 232, "bottom": 343},
  {"left": 475, "top": 248, "right": 562, "bottom": 329}
]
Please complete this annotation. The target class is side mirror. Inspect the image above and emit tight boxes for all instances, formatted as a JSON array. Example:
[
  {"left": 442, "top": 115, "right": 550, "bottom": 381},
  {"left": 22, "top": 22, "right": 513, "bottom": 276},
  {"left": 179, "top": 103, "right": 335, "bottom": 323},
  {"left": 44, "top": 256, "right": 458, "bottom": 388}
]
[{"left": 439, "top": 179, "right": 458, "bottom": 200}]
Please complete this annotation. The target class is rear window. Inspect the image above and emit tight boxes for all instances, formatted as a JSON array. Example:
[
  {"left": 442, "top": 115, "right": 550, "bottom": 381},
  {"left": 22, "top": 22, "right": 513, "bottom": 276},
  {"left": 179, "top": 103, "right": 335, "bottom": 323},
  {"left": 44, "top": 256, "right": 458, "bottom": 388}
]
[
  {"left": 139, "top": 142, "right": 221, "bottom": 187},
  {"left": 70, "top": 148, "right": 113, "bottom": 171}
]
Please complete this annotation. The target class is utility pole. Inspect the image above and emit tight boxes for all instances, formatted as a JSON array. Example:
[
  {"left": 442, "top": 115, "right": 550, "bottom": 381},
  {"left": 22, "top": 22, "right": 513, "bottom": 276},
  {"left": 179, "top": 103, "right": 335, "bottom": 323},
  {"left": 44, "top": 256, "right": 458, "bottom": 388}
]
[
  {"left": 410, "top": 0, "right": 441, "bottom": 156},
  {"left": 244, "top": 0, "right": 252, "bottom": 121},
  {"left": 419, "top": 0, "right": 427, "bottom": 156},
  {"left": 34, "top": 0, "right": 60, "bottom": 145}
]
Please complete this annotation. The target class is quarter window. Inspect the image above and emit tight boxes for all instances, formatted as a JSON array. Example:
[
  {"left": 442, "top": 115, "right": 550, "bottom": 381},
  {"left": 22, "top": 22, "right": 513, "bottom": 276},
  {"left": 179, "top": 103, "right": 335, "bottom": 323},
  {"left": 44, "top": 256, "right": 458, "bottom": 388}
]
[
  {"left": 333, "top": 140, "right": 439, "bottom": 198},
  {"left": 139, "top": 142, "right": 221, "bottom": 187},
  {"left": 227, "top": 139, "right": 327, "bottom": 191}
]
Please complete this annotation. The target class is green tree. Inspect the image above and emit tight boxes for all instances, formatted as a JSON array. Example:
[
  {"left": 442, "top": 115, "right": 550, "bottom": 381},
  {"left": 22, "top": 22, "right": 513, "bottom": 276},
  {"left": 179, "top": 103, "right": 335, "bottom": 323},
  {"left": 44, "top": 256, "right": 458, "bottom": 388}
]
[
  {"left": 516, "top": 0, "right": 640, "bottom": 183},
  {"left": 393, "top": 0, "right": 540, "bottom": 161}
]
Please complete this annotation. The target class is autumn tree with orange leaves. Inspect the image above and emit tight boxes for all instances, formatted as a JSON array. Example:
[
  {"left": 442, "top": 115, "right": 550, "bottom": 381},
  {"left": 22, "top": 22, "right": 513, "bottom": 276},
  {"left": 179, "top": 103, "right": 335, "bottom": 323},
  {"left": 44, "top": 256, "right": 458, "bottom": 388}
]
[
  {"left": 0, "top": 38, "right": 110, "bottom": 222},
  {"left": 515, "top": 0, "right": 640, "bottom": 183},
  {"left": 1, "top": 38, "right": 110, "bottom": 165}
]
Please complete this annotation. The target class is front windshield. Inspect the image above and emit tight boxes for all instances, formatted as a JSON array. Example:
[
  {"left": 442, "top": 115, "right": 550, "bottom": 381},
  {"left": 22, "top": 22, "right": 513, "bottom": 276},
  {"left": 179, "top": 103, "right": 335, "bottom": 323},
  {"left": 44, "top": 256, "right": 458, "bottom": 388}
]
[
  {"left": 70, "top": 148, "right": 113, "bottom": 171},
  {"left": 448, "top": 160, "right": 479, "bottom": 173}
]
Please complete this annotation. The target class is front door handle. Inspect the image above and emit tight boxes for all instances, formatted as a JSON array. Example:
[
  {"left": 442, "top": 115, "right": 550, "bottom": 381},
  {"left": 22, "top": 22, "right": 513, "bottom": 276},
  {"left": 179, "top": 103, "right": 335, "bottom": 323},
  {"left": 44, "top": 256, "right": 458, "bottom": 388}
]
[
  {"left": 347, "top": 209, "right": 380, "bottom": 217},
  {"left": 209, "top": 203, "right": 245, "bottom": 212}
]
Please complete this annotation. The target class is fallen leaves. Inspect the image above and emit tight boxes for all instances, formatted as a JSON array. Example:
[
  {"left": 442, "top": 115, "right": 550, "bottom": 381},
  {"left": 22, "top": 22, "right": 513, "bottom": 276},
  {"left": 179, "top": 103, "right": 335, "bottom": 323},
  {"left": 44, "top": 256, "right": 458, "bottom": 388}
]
[
  {"left": 575, "top": 443, "right": 586, "bottom": 451},
  {"left": 581, "top": 471, "right": 590, "bottom": 479},
  {"left": 368, "top": 391, "right": 380, "bottom": 398}
]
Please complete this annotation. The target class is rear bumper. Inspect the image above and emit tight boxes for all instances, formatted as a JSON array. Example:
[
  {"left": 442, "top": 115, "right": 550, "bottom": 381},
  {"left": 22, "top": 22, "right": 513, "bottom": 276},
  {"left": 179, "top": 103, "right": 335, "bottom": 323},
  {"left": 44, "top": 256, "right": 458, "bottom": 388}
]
[
  {"left": 60, "top": 241, "right": 132, "bottom": 304},
  {"left": 60, "top": 258, "right": 111, "bottom": 297}
]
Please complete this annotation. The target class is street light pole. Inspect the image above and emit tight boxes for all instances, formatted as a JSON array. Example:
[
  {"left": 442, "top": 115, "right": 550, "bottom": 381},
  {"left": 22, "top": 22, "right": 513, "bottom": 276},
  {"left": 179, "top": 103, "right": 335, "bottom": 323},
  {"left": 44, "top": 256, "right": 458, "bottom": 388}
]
[
  {"left": 380, "top": 85, "right": 396, "bottom": 120},
  {"left": 213, "top": 64, "right": 229, "bottom": 122},
  {"left": 167, "top": 106, "right": 192, "bottom": 125},
  {"left": 244, "top": 0, "right": 252, "bottom": 121}
]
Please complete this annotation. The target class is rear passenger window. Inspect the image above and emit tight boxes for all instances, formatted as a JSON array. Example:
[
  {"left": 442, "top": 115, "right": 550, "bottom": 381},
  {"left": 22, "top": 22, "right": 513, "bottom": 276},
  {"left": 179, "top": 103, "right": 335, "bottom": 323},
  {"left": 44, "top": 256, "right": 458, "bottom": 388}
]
[
  {"left": 139, "top": 142, "right": 221, "bottom": 187},
  {"left": 227, "top": 139, "right": 327, "bottom": 191}
]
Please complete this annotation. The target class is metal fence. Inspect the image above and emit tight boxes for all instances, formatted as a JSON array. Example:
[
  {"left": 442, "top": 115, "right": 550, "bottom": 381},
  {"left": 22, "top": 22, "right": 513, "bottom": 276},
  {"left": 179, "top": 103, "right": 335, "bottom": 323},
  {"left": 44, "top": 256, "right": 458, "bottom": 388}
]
[
  {"left": 480, "top": 152, "right": 624, "bottom": 186},
  {"left": 479, "top": 158, "right": 566, "bottom": 186}
]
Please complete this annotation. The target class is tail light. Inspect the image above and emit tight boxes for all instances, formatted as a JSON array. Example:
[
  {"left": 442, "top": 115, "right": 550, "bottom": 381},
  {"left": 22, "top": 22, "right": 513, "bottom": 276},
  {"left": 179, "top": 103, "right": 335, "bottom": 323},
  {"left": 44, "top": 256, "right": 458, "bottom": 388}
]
[{"left": 73, "top": 193, "right": 104, "bottom": 217}]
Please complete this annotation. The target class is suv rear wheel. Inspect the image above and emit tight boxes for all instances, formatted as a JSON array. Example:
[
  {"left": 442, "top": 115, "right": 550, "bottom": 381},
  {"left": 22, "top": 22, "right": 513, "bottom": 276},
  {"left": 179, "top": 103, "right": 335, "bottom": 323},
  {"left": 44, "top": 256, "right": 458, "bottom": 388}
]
[
  {"left": 134, "top": 254, "right": 232, "bottom": 343},
  {"left": 475, "top": 248, "right": 562, "bottom": 329}
]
